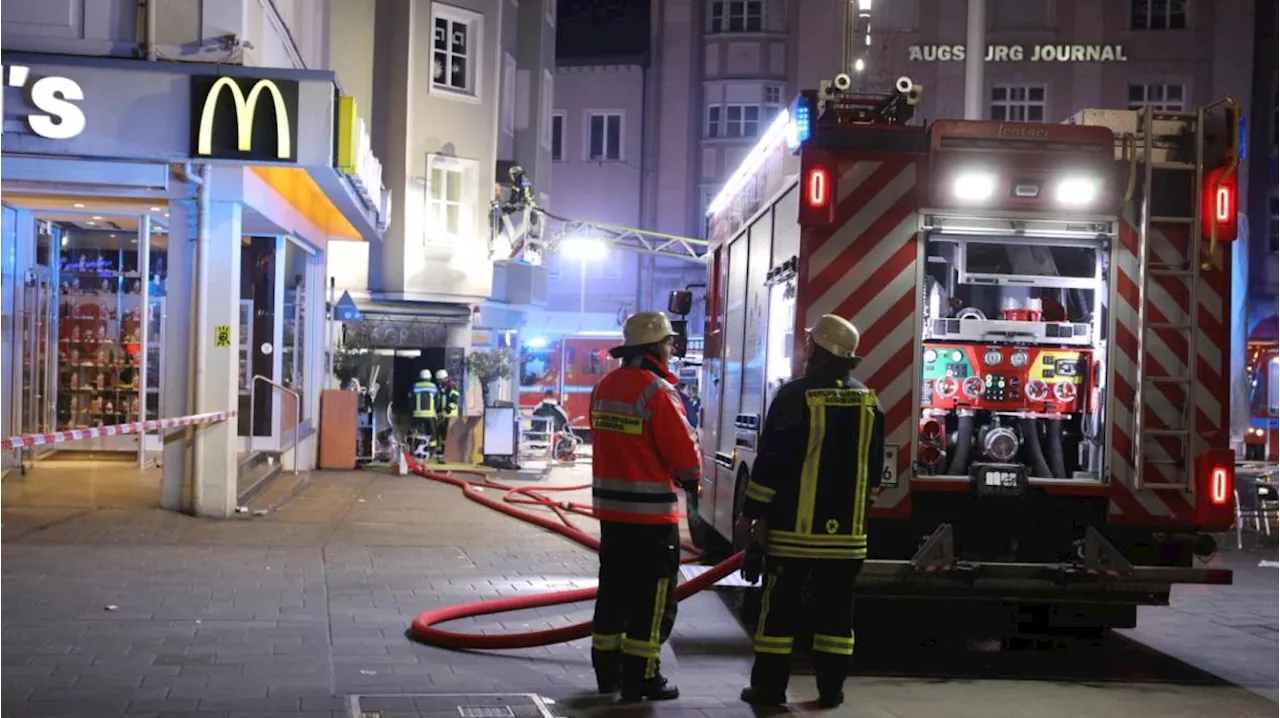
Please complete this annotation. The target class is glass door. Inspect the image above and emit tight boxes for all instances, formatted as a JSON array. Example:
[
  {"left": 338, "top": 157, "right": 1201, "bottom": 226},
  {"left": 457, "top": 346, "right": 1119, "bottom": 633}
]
[{"left": 20, "top": 259, "right": 58, "bottom": 464}]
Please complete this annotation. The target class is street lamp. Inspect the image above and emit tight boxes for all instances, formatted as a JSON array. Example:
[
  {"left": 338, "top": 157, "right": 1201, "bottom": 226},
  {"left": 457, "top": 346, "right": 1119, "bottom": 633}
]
[{"left": 560, "top": 236, "right": 608, "bottom": 320}]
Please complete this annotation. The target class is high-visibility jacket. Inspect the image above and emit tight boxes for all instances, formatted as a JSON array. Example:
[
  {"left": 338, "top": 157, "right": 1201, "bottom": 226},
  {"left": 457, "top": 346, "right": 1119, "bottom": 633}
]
[
  {"left": 590, "top": 356, "right": 701, "bottom": 525},
  {"left": 440, "top": 386, "right": 461, "bottom": 418},
  {"left": 741, "top": 374, "right": 885, "bottom": 560},
  {"left": 413, "top": 380, "right": 438, "bottom": 418}
]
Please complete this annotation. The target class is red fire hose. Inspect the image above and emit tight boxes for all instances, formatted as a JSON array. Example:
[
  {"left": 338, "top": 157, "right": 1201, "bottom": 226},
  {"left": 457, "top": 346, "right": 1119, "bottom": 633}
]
[{"left": 405, "top": 456, "right": 745, "bottom": 650}]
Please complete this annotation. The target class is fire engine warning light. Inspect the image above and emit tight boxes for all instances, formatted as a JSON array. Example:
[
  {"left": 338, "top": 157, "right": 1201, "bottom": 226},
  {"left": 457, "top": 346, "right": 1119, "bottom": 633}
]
[{"left": 953, "top": 172, "right": 996, "bottom": 201}]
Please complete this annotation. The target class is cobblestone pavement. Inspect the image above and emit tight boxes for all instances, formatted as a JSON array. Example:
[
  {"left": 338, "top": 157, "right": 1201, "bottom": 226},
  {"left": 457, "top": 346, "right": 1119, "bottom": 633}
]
[{"left": 2, "top": 464, "right": 1277, "bottom": 718}]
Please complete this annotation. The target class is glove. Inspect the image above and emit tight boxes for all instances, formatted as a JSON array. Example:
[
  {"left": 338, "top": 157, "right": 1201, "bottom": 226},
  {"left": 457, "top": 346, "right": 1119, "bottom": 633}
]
[{"left": 740, "top": 544, "right": 765, "bottom": 584}]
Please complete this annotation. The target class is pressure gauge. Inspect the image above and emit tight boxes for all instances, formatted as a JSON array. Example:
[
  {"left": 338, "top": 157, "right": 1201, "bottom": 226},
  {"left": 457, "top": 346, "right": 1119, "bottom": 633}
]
[
  {"left": 951, "top": 350, "right": 964, "bottom": 363},
  {"left": 923, "top": 349, "right": 938, "bottom": 363},
  {"left": 983, "top": 349, "right": 1003, "bottom": 366},
  {"left": 1010, "top": 350, "right": 1030, "bottom": 368}
]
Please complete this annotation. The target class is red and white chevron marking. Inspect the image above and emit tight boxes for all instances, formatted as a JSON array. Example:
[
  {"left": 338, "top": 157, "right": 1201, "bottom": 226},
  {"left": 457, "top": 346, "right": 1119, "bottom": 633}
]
[
  {"left": 1, "top": 411, "right": 236, "bottom": 451},
  {"left": 796, "top": 157, "right": 920, "bottom": 518},
  {"left": 1109, "top": 212, "right": 1230, "bottom": 525}
]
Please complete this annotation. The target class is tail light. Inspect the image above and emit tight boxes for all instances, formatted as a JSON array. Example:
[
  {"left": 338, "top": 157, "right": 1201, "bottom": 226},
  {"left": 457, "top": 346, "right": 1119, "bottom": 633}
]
[{"left": 1194, "top": 449, "right": 1235, "bottom": 531}]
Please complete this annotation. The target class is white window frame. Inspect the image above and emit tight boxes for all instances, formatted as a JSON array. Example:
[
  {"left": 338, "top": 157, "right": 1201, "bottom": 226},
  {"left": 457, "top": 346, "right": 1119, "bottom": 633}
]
[
  {"left": 584, "top": 111, "right": 624, "bottom": 162},
  {"left": 724, "top": 104, "right": 761, "bottom": 138},
  {"left": 430, "top": 3, "right": 483, "bottom": 102},
  {"left": 706, "top": 105, "right": 723, "bottom": 138},
  {"left": 501, "top": 53, "right": 517, "bottom": 135},
  {"left": 545, "top": 0, "right": 556, "bottom": 27},
  {"left": 988, "top": 84, "right": 1046, "bottom": 122},
  {"left": 1130, "top": 0, "right": 1188, "bottom": 30},
  {"left": 1127, "top": 83, "right": 1185, "bottom": 111},
  {"left": 762, "top": 84, "right": 782, "bottom": 105},
  {"left": 551, "top": 111, "right": 566, "bottom": 162},
  {"left": 540, "top": 70, "right": 555, "bottom": 149},
  {"left": 424, "top": 154, "right": 478, "bottom": 244},
  {"left": 708, "top": 0, "right": 764, "bottom": 33}
]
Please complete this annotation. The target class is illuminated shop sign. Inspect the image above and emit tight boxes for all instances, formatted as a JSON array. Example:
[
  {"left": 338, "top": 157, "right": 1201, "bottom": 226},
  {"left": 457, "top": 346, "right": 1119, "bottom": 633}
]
[
  {"left": 2, "top": 64, "right": 87, "bottom": 139},
  {"left": 191, "top": 75, "right": 299, "bottom": 162},
  {"left": 908, "top": 45, "right": 1129, "bottom": 63},
  {"left": 335, "top": 96, "right": 389, "bottom": 223}
]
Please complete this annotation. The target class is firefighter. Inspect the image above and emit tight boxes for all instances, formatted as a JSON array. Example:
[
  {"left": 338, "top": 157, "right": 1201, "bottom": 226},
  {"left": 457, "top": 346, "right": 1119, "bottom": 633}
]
[
  {"left": 734, "top": 314, "right": 885, "bottom": 708},
  {"left": 412, "top": 370, "right": 440, "bottom": 457},
  {"left": 590, "top": 311, "right": 701, "bottom": 703},
  {"left": 434, "top": 369, "right": 460, "bottom": 461}
]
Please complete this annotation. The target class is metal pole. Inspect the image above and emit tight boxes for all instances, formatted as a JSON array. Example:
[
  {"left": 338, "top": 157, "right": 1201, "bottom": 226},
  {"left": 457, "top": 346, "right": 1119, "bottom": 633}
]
[
  {"left": 963, "top": 0, "right": 987, "bottom": 120},
  {"left": 137, "top": 214, "right": 151, "bottom": 468}
]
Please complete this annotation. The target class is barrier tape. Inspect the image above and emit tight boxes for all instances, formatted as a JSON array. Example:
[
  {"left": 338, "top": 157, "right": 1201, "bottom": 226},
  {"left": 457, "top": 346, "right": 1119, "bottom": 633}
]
[{"left": 2, "top": 411, "right": 237, "bottom": 450}]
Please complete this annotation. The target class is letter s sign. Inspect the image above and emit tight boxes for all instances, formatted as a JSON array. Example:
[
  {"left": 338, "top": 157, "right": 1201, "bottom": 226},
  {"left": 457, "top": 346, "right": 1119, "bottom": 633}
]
[{"left": 4, "top": 66, "right": 87, "bottom": 140}]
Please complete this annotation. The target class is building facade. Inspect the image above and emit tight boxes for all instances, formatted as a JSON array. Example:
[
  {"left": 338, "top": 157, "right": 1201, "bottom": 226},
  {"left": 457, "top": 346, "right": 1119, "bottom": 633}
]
[
  {"left": 324, "top": 0, "right": 557, "bottom": 409},
  {"left": 546, "top": 0, "right": 1268, "bottom": 335},
  {"left": 1, "top": 1, "right": 385, "bottom": 516}
]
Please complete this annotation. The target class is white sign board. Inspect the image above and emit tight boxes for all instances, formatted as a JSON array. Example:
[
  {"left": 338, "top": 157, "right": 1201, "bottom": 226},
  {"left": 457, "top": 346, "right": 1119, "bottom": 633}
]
[
  {"left": 908, "top": 45, "right": 1129, "bottom": 63},
  {"left": 2, "top": 65, "right": 86, "bottom": 139}
]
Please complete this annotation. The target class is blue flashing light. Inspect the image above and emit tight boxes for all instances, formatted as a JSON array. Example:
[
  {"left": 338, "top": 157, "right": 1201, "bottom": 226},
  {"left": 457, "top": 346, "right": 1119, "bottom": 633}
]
[
  {"left": 525, "top": 336, "right": 548, "bottom": 349},
  {"left": 787, "top": 95, "right": 812, "bottom": 153},
  {"left": 1238, "top": 115, "right": 1247, "bottom": 161}
]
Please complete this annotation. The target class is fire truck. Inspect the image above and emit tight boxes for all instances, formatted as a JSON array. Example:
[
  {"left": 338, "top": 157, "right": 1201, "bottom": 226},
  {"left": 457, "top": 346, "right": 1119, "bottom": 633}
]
[
  {"left": 1243, "top": 316, "right": 1279, "bottom": 461},
  {"left": 517, "top": 334, "right": 620, "bottom": 421},
  {"left": 678, "top": 74, "right": 1242, "bottom": 631}
]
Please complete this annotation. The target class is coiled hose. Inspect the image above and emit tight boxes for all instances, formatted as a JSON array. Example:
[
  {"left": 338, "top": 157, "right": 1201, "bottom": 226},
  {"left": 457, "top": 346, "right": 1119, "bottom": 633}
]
[{"left": 404, "top": 455, "right": 745, "bottom": 650}]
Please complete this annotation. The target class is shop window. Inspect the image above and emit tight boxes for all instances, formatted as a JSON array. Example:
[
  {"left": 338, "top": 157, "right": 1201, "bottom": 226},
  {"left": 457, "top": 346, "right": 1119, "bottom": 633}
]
[
  {"left": 551, "top": 113, "right": 565, "bottom": 161},
  {"left": 1130, "top": 0, "right": 1187, "bottom": 30},
  {"left": 989, "top": 85, "right": 1046, "bottom": 122},
  {"left": 709, "top": 0, "right": 764, "bottom": 33},
  {"left": 426, "top": 155, "right": 476, "bottom": 243},
  {"left": 586, "top": 111, "right": 623, "bottom": 161},
  {"left": 501, "top": 53, "right": 517, "bottom": 135},
  {"left": 1128, "top": 83, "right": 1185, "bottom": 111},
  {"left": 431, "top": 3, "right": 482, "bottom": 99}
]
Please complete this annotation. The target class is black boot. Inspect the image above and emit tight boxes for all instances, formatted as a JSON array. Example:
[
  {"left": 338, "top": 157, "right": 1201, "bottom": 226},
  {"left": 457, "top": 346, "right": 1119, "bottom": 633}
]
[
  {"left": 813, "top": 653, "right": 849, "bottom": 709},
  {"left": 591, "top": 649, "right": 622, "bottom": 694},
  {"left": 741, "top": 653, "right": 789, "bottom": 706},
  {"left": 618, "top": 655, "right": 679, "bottom": 702}
]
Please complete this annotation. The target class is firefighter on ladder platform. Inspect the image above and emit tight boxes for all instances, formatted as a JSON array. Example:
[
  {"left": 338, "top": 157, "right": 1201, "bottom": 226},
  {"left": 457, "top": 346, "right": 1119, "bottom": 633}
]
[
  {"left": 734, "top": 314, "right": 885, "bottom": 708},
  {"left": 589, "top": 312, "right": 701, "bottom": 703}
]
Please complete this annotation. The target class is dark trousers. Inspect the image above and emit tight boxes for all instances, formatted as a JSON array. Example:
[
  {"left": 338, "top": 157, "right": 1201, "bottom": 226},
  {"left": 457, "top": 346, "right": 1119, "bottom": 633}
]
[
  {"left": 591, "top": 521, "right": 680, "bottom": 688},
  {"left": 749, "top": 557, "right": 864, "bottom": 697},
  {"left": 435, "top": 417, "right": 452, "bottom": 456}
]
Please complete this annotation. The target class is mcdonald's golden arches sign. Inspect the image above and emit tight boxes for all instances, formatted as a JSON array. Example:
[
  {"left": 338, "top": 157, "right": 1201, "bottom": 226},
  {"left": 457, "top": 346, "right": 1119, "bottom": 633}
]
[{"left": 190, "top": 75, "right": 299, "bottom": 162}]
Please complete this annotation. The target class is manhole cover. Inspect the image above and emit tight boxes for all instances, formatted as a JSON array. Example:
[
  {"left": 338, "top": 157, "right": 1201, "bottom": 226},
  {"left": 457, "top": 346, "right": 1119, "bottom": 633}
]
[
  {"left": 458, "top": 707, "right": 515, "bottom": 718},
  {"left": 350, "top": 693, "right": 556, "bottom": 718}
]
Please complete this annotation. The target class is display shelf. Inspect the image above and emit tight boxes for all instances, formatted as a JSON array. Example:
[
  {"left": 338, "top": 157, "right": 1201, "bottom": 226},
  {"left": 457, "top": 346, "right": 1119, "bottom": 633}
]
[{"left": 54, "top": 247, "right": 166, "bottom": 435}]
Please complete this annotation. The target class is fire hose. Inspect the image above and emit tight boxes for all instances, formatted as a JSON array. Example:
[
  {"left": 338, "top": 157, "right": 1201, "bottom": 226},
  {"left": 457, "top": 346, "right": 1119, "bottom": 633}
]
[{"left": 404, "top": 456, "right": 745, "bottom": 650}]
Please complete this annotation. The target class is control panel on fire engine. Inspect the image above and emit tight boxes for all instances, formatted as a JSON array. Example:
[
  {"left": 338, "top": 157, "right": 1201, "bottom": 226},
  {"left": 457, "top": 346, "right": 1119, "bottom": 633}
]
[{"left": 921, "top": 343, "right": 1090, "bottom": 415}]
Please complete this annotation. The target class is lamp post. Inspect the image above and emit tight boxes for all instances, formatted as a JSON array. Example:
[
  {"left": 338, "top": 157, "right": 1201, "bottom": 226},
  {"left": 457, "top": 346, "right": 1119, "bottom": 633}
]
[{"left": 560, "top": 236, "right": 608, "bottom": 327}]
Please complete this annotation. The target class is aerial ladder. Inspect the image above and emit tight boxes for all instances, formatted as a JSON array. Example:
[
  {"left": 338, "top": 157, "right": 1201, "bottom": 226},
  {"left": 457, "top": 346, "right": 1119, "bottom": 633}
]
[{"left": 489, "top": 168, "right": 709, "bottom": 266}]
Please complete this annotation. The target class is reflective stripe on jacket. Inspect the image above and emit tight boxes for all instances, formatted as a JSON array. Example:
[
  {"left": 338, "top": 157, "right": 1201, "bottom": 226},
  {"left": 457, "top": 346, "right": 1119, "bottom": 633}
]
[
  {"left": 590, "top": 356, "right": 701, "bottom": 524},
  {"left": 413, "top": 381, "right": 438, "bottom": 418},
  {"left": 742, "top": 374, "right": 885, "bottom": 559},
  {"left": 441, "top": 387, "right": 461, "bottom": 418}
]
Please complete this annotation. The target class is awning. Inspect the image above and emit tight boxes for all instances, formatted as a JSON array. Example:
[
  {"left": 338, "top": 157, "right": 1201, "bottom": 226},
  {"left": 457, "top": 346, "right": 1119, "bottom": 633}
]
[{"left": 337, "top": 298, "right": 473, "bottom": 349}]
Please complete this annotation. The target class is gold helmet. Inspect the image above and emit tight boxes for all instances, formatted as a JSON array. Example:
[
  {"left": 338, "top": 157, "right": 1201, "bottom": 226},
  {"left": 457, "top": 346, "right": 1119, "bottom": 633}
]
[
  {"left": 807, "top": 314, "right": 861, "bottom": 358},
  {"left": 619, "top": 311, "right": 677, "bottom": 348}
]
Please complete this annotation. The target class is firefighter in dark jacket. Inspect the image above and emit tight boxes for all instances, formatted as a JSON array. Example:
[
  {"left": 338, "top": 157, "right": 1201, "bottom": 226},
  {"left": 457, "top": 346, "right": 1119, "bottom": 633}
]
[
  {"left": 734, "top": 313, "right": 885, "bottom": 708},
  {"left": 590, "top": 311, "right": 701, "bottom": 703}
]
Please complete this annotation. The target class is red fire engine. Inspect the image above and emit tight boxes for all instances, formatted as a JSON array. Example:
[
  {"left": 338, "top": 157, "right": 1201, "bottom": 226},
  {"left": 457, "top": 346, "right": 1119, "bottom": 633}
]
[
  {"left": 1243, "top": 316, "right": 1279, "bottom": 460},
  {"left": 518, "top": 335, "right": 620, "bottom": 423},
  {"left": 680, "top": 74, "right": 1241, "bottom": 632}
]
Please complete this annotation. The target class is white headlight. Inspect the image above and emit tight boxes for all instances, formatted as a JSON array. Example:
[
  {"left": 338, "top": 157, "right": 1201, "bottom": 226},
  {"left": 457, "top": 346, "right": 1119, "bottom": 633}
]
[
  {"left": 954, "top": 173, "right": 996, "bottom": 201},
  {"left": 1056, "top": 178, "right": 1098, "bottom": 206}
]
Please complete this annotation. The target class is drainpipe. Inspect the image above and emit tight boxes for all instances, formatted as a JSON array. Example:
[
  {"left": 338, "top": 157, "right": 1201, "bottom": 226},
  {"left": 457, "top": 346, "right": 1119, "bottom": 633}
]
[
  {"left": 143, "top": 0, "right": 158, "bottom": 61},
  {"left": 962, "top": 0, "right": 986, "bottom": 120}
]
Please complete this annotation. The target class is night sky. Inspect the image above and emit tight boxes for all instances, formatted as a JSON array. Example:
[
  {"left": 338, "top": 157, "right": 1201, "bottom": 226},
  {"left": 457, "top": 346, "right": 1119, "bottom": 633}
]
[{"left": 556, "top": 0, "right": 649, "bottom": 59}]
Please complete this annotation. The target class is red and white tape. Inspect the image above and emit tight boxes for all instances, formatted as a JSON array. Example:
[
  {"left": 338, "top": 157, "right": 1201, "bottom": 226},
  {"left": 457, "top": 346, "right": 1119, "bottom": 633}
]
[{"left": 2, "top": 411, "right": 237, "bottom": 450}]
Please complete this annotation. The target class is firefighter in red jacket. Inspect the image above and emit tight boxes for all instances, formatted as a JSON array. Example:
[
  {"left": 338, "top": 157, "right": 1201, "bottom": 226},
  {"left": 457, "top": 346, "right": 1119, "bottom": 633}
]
[
  {"left": 735, "top": 314, "right": 885, "bottom": 708},
  {"left": 590, "top": 311, "right": 701, "bottom": 703}
]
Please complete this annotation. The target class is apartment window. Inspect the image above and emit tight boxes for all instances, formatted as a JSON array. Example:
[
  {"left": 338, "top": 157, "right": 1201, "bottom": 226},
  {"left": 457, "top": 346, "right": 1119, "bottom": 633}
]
[
  {"left": 1270, "top": 193, "right": 1279, "bottom": 254},
  {"left": 1128, "top": 83, "right": 1185, "bottom": 111},
  {"left": 763, "top": 85, "right": 782, "bottom": 105},
  {"left": 989, "top": 85, "right": 1046, "bottom": 122},
  {"left": 432, "top": 4, "right": 482, "bottom": 98},
  {"left": 1130, "top": 0, "right": 1187, "bottom": 30},
  {"left": 706, "top": 105, "right": 723, "bottom": 138},
  {"left": 586, "top": 112, "right": 622, "bottom": 161},
  {"left": 426, "top": 155, "right": 475, "bottom": 242},
  {"left": 725, "top": 104, "right": 760, "bottom": 138},
  {"left": 501, "top": 54, "right": 517, "bottom": 135},
  {"left": 709, "top": 0, "right": 763, "bottom": 33},
  {"left": 551, "top": 112, "right": 565, "bottom": 161},
  {"left": 540, "top": 70, "right": 554, "bottom": 149}
]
